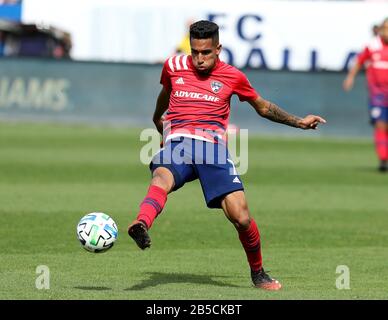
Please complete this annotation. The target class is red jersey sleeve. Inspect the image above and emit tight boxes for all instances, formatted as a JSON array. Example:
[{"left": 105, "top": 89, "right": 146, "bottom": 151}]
[
  {"left": 160, "top": 59, "right": 172, "bottom": 91},
  {"left": 234, "top": 71, "right": 260, "bottom": 102},
  {"left": 357, "top": 47, "right": 371, "bottom": 66}
]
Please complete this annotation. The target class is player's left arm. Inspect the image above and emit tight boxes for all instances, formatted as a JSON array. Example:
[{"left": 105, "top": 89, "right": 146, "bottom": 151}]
[{"left": 248, "top": 96, "right": 326, "bottom": 130}]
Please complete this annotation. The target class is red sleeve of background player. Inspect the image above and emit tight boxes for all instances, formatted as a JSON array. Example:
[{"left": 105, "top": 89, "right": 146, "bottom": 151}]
[
  {"left": 357, "top": 46, "right": 371, "bottom": 66},
  {"left": 234, "top": 71, "right": 260, "bottom": 102},
  {"left": 160, "top": 60, "right": 172, "bottom": 91}
]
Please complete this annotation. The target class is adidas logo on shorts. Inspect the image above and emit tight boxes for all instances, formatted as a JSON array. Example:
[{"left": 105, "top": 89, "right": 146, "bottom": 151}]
[{"left": 233, "top": 177, "right": 241, "bottom": 183}]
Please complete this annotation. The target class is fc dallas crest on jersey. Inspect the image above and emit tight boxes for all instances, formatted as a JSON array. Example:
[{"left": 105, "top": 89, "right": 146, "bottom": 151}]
[{"left": 210, "top": 81, "right": 223, "bottom": 93}]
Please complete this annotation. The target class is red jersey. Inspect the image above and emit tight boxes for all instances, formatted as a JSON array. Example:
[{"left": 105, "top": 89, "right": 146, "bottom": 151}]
[
  {"left": 357, "top": 36, "right": 388, "bottom": 107},
  {"left": 160, "top": 55, "right": 259, "bottom": 143}
]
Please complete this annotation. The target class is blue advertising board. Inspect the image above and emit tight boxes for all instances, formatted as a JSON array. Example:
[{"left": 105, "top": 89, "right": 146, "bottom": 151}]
[{"left": 0, "top": 1, "right": 22, "bottom": 21}]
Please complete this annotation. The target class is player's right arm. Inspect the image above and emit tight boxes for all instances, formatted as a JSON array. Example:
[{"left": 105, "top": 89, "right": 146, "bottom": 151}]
[
  {"left": 153, "top": 87, "right": 171, "bottom": 135},
  {"left": 343, "top": 62, "right": 362, "bottom": 91},
  {"left": 343, "top": 46, "right": 369, "bottom": 91},
  {"left": 154, "top": 58, "right": 173, "bottom": 135}
]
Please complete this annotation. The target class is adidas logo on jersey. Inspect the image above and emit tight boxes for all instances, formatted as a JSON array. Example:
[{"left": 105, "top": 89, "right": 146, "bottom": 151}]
[
  {"left": 233, "top": 177, "right": 241, "bottom": 184},
  {"left": 175, "top": 77, "right": 185, "bottom": 84}
]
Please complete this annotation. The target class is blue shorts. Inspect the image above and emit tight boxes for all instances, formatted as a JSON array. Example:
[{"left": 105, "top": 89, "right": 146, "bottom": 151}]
[
  {"left": 150, "top": 137, "right": 244, "bottom": 209},
  {"left": 368, "top": 105, "right": 388, "bottom": 124}
]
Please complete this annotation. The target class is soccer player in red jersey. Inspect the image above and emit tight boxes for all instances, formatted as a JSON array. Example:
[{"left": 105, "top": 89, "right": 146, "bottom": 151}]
[
  {"left": 128, "top": 20, "right": 326, "bottom": 291},
  {"left": 344, "top": 18, "right": 388, "bottom": 172}
]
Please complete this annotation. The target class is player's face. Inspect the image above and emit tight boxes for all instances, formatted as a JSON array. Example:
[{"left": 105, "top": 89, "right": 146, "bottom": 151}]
[
  {"left": 380, "top": 22, "right": 388, "bottom": 43},
  {"left": 190, "top": 38, "right": 221, "bottom": 74}
]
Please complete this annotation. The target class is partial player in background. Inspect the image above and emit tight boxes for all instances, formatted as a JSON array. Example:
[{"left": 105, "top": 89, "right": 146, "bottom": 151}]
[
  {"left": 128, "top": 20, "right": 326, "bottom": 291},
  {"left": 372, "top": 24, "right": 380, "bottom": 37},
  {"left": 174, "top": 19, "right": 194, "bottom": 55},
  {"left": 343, "top": 18, "right": 388, "bottom": 172}
]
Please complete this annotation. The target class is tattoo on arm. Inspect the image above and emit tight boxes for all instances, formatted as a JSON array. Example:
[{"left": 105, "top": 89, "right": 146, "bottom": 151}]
[{"left": 263, "top": 102, "right": 301, "bottom": 128}]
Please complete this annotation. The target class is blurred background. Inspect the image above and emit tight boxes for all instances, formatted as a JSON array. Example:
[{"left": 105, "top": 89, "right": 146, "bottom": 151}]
[{"left": 1, "top": 0, "right": 387, "bottom": 137}]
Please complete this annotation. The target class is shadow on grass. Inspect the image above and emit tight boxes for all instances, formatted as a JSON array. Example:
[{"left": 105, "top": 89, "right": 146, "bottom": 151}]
[
  {"left": 356, "top": 166, "right": 383, "bottom": 173},
  {"left": 74, "top": 286, "right": 111, "bottom": 291},
  {"left": 125, "top": 272, "right": 242, "bottom": 291}
]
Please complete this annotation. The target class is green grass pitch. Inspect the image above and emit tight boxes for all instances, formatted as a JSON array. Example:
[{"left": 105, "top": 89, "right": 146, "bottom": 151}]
[{"left": 0, "top": 122, "right": 387, "bottom": 299}]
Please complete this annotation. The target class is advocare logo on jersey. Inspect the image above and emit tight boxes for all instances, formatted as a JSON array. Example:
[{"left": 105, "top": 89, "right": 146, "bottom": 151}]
[
  {"left": 174, "top": 90, "right": 220, "bottom": 102},
  {"left": 210, "top": 81, "right": 223, "bottom": 93}
]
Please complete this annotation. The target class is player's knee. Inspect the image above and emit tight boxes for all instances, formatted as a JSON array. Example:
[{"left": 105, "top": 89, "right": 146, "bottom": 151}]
[
  {"left": 376, "top": 121, "right": 388, "bottom": 130},
  {"left": 151, "top": 168, "right": 175, "bottom": 192},
  {"left": 231, "top": 205, "right": 251, "bottom": 230},
  {"left": 234, "top": 215, "right": 251, "bottom": 231}
]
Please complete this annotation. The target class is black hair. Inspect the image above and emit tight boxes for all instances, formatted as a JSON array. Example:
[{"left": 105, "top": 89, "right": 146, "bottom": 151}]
[{"left": 190, "top": 20, "right": 219, "bottom": 44}]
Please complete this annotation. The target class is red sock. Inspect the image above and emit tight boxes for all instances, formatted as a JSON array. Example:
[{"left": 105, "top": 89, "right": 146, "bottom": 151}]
[
  {"left": 137, "top": 185, "right": 167, "bottom": 229},
  {"left": 238, "top": 219, "right": 262, "bottom": 272},
  {"left": 374, "top": 128, "right": 388, "bottom": 161}
]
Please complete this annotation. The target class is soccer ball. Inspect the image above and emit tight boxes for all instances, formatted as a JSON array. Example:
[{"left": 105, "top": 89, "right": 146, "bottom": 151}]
[{"left": 76, "top": 212, "right": 118, "bottom": 253}]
